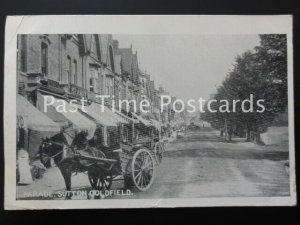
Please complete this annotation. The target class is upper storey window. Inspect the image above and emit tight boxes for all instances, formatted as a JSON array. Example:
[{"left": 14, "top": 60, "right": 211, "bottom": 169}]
[
  {"left": 20, "top": 35, "right": 27, "bottom": 72},
  {"left": 41, "top": 42, "right": 48, "bottom": 77},
  {"left": 109, "top": 45, "right": 115, "bottom": 72},
  {"left": 90, "top": 35, "right": 100, "bottom": 60}
]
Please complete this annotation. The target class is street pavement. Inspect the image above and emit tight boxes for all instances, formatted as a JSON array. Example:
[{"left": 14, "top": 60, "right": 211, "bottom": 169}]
[{"left": 17, "top": 128, "right": 290, "bottom": 200}]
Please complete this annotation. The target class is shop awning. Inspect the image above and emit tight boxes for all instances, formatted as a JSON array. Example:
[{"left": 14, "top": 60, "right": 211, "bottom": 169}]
[
  {"left": 104, "top": 106, "right": 129, "bottom": 125},
  {"left": 89, "top": 103, "right": 133, "bottom": 125},
  {"left": 131, "top": 112, "right": 152, "bottom": 127},
  {"left": 150, "top": 119, "right": 161, "bottom": 131},
  {"left": 115, "top": 110, "right": 138, "bottom": 124},
  {"left": 17, "top": 95, "right": 61, "bottom": 132},
  {"left": 43, "top": 96, "right": 97, "bottom": 139},
  {"left": 81, "top": 103, "right": 118, "bottom": 127}
]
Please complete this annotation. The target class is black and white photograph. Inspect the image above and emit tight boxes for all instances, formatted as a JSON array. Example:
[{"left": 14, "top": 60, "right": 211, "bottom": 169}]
[{"left": 4, "top": 15, "right": 296, "bottom": 209}]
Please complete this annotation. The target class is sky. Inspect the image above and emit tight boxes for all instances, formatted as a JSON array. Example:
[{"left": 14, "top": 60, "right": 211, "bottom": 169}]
[{"left": 113, "top": 34, "right": 260, "bottom": 102}]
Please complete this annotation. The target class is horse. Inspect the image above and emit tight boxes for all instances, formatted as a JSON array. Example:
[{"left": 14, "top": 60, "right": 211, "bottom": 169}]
[
  {"left": 39, "top": 131, "right": 91, "bottom": 199},
  {"left": 39, "top": 130, "right": 120, "bottom": 199}
]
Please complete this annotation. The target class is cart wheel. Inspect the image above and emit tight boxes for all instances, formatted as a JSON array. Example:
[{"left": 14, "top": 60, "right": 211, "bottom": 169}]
[{"left": 131, "top": 149, "right": 155, "bottom": 191}]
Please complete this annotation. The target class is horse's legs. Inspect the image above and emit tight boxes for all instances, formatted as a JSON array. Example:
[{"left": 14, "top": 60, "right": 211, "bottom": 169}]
[{"left": 59, "top": 163, "right": 73, "bottom": 200}]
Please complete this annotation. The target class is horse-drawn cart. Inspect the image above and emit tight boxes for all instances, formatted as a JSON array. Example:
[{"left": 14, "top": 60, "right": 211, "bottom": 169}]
[
  {"left": 40, "top": 131, "right": 165, "bottom": 195},
  {"left": 39, "top": 102, "right": 166, "bottom": 197},
  {"left": 76, "top": 137, "right": 165, "bottom": 192}
]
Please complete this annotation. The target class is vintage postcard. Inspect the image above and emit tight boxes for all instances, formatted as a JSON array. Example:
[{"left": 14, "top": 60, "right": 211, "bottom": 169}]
[{"left": 4, "top": 15, "right": 296, "bottom": 209}]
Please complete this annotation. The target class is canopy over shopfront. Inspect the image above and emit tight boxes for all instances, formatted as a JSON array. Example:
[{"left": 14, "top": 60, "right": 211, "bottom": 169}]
[
  {"left": 17, "top": 95, "right": 61, "bottom": 132},
  {"left": 42, "top": 96, "right": 97, "bottom": 140},
  {"left": 89, "top": 103, "right": 131, "bottom": 125},
  {"left": 115, "top": 110, "right": 138, "bottom": 124},
  {"left": 131, "top": 112, "right": 153, "bottom": 127},
  {"left": 83, "top": 103, "right": 119, "bottom": 127},
  {"left": 150, "top": 119, "right": 162, "bottom": 131},
  {"left": 110, "top": 109, "right": 130, "bottom": 125}
]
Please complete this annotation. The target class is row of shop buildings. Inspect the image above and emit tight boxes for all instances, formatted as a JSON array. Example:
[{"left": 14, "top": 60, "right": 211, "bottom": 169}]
[{"left": 16, "top": 34, "right": 184, "bottom": 159}]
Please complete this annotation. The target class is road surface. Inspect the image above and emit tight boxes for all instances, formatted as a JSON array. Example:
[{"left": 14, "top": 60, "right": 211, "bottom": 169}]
[
  {"left": 17, "top": 128, "right": 290, "bottom": 200},
  {"left": 131, "top": 129, "right": 290, "bottom": 198}
]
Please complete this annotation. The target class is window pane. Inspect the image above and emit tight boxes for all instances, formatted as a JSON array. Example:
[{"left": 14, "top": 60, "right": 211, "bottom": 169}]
[
  {"left": 73, "top": 60, "right": 77, "bottom": 85},
  {"left": 20, "top": 35, "right": 27, "bottom": 72},
  {"left": 41, "top": 43, "right": 48, "bottom": 76}
]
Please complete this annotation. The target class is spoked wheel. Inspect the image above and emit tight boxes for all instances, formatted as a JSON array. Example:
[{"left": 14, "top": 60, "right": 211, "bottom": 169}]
[{"left": 131, "top": 149, "right": 155, "bottom": 191}]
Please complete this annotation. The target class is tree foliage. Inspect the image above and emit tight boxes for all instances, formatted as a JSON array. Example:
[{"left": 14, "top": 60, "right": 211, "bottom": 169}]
[{"left": 202, "top": 34, "right": 288, "bottom": 141}]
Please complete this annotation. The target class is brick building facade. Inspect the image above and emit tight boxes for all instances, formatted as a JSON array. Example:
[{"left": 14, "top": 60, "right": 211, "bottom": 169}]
[{"left": 17, "top": 34, "right": 178, "bottom": 124}]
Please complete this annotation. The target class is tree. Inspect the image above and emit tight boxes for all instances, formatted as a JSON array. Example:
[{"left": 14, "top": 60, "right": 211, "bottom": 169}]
[{"left": 202, "top": 34, "right": 288, "bottom": 144}]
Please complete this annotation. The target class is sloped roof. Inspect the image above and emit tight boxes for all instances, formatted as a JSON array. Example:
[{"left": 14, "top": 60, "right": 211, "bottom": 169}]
[
  {"left": 117, "top": 48, "right": 133, "bottom": 75},
  {"left": 98, "top": 35, "right": 114, "bottom": 65}
]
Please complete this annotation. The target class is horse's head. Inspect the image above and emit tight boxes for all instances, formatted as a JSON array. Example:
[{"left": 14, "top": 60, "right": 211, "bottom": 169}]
[{"left": 39, "top": 137, "right": 54, "bottom": 168}]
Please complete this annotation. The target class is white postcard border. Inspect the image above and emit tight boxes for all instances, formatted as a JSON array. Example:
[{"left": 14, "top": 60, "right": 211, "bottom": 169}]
[{"left": 4, "top": 15, "right": 296, "bottom": 209}]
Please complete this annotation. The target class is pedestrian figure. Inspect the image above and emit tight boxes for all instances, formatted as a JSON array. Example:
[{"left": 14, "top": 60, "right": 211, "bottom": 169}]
[{"left": 17, "top": 148, "right": 33, "bottom": 185}]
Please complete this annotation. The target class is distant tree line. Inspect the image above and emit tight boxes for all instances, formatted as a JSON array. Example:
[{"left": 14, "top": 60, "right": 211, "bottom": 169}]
[{"left": 201, "top": 34, "right": 288, "bottom": 143}]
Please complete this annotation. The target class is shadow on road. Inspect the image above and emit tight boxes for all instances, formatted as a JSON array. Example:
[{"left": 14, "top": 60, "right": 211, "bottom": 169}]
[{"left": 164, "top": 148, "right": 288, "bottom": 161}]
